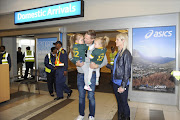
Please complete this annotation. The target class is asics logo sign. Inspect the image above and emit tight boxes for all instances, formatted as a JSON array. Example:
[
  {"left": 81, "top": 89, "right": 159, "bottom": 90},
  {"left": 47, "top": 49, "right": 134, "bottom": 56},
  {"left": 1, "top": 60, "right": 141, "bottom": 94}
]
[{"left": 145, "top": 30, "right": 172, "bottom": 39}]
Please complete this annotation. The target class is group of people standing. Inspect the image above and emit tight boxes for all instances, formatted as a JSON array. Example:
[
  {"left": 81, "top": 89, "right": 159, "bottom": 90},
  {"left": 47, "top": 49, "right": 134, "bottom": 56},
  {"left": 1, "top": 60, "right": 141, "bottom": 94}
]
[
  {"left": 1, "top": 29, "right": 132, "bottom": 120},
  {"left": 68, "top": 30, "right": 132, "bottom": 120},
  {"left": 44, "top": 41, "right": 72, "bottom": 100},
  {"left": 0, "top": 45, "right": 35, "bottom": 80},
  {"left": 17, "top": 46, "right": 35, "bottom": 79},
  {"left": 44, "top": 30, "right": 132, "bottom": 120}
]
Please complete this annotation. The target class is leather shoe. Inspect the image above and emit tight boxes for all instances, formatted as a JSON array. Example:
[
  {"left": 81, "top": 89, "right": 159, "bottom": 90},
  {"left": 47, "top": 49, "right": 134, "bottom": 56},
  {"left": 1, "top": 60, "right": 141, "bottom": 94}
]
[
  {"left": 124, "top": 117, "right": 130, "bottom": 120},
  {"left": 54, "top": 97, "right": 63, "bottom": 100},
  {"left": 67, "top": 90, "right": 73, "bottom": 99},
  {"left": 118, "top": 113, "right": 125, "bottom": 120},
  {"left": 50, "top": 93, "right": 54, "bottom": 97}
]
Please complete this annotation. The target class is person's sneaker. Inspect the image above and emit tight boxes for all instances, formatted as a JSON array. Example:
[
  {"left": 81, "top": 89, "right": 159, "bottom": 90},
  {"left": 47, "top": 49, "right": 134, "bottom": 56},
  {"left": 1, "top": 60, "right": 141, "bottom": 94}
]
[
  {"left": 84, "top": 85, "right": 92, "bottom": 91},
  {"left": 75, "top": 115, "right": 84, "bottom": 120},
  {"left": 89, "top": 116, "right": 95, "bottom": 120}
]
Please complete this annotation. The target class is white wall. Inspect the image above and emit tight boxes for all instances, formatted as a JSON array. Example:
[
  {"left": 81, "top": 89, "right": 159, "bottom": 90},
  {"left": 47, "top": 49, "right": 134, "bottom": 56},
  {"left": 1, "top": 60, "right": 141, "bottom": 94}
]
[
  {"left": 2, "top": 37, "right": 17, "bottom": 81},
  {"left": 0, "top": 0, "right": 180, "bottom": 30}
]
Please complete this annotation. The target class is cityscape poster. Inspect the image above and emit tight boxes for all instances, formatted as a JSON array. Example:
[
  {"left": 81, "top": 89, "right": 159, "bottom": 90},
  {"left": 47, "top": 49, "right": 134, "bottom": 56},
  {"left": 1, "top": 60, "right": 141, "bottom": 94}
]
[{"left": 132, "top": 26, "right": 176, "bottom": 93}]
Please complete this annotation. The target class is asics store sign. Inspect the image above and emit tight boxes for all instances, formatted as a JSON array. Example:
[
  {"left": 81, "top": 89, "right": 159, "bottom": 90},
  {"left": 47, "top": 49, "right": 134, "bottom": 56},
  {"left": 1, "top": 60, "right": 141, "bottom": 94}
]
[
  {"left": 14, "top": 0, "right": 84, "bottom": 25},
  {"left": 145, "top": 30, "right": 172, "bottom": 39}
]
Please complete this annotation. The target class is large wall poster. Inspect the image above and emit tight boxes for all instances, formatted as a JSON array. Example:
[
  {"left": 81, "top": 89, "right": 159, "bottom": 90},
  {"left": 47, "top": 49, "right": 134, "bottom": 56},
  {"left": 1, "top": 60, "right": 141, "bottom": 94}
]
[
  {"left": 37, "top": 37, "right": 57, "bottom": 80},
  {"left": 132, "top": 26, "right": 176, "bottom": 93}
]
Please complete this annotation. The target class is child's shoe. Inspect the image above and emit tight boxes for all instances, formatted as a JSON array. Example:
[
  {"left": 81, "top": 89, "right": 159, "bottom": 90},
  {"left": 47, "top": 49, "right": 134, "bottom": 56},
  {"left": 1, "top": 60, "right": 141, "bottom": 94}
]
[{"left": 84, "top": 85, "right": 92, "bottom": 91}]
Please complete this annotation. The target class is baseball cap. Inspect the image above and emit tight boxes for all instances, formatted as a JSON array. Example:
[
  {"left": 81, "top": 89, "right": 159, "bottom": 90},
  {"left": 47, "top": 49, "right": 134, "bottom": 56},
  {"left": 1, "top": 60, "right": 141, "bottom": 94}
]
[{"left": 53, "top": 41, "right": 62, "bottom": 45}]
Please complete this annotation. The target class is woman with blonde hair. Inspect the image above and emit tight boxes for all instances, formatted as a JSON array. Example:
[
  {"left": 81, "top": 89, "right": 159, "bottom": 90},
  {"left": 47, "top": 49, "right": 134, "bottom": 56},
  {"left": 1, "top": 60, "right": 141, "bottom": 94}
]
[{"left": 107, "top": 33, "right": 132, "bottom": 120}]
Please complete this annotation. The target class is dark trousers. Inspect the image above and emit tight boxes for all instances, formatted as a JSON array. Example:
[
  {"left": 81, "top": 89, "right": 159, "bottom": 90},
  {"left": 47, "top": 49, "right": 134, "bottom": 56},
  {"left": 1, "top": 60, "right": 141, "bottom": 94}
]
[
  {"left": 24, "top": 62, "right": 34, "bottom": 78},
  {"left": 113, "top": 83, "right": 130, "bottom": 118},
  {"left": 47, "top": 71, "right": 56, "bottom": 94},
  {"left": 55, "top": 68, "right": 71, "bottom": 98}
]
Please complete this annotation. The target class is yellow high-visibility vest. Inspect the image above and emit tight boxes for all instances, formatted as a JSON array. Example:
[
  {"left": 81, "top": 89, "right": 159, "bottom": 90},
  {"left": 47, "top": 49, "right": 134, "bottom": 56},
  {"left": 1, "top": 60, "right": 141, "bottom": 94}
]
[
  {"left": 1, "top": 52, "right": 8, "bottom": 64},
  {"left": 55, "top": 48, "right": 64, "bottom": 66},
  {"left": 45, "top": 53, "right": 52, "bottom": 73},
  {"left": 25, "top": 50, "right": 34, "bottom": 62},
  {"left": 110, "top": 51, "right": 117, "bottom": 65}
]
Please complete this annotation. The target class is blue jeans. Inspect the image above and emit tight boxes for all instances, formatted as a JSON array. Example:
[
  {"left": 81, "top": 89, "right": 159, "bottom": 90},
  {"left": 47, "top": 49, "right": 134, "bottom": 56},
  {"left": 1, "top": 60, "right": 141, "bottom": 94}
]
[
  {"left": 113, "top": 83, "right": 130, "bottom": 118},
  {"left": 77, "top": 72, "right": 96, "bottom": 117}
]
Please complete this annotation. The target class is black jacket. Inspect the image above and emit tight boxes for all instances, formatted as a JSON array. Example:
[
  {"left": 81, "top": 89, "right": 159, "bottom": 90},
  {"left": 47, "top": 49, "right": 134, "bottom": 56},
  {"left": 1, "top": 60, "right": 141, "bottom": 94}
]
[
  {"left": 106, "top": 49, "right": 132, "bottom": 88},
  {"left": 17, "top": 51, "right": 24, "bottom": 63}
]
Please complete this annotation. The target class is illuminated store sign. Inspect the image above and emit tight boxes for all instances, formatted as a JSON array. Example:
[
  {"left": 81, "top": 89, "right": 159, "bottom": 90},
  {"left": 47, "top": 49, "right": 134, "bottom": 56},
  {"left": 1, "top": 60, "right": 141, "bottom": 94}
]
[{"left": 14, "top": 0, "right": 84, "bottom": 25}]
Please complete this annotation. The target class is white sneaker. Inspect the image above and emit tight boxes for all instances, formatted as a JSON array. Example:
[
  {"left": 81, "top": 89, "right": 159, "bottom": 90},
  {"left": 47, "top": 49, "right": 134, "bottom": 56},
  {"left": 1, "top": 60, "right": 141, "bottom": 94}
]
[
  {"left": 76, "top": 115, "right": 84, "bottom": 120},
  {"left": 89, "top": 116, "right": 95, "bottom": 120},
  {"left": 84, "top": 85, "right": 92, "bottom": 91}
]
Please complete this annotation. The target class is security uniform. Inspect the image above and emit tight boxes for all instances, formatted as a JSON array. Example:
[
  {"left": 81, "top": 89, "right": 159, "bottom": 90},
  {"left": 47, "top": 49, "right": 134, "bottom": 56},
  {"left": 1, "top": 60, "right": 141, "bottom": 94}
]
[
  {"left": 0, "top": 51, "right": 11, "bottom": 70},
  {"left": 44, "top": 53, "right": 56, "bottom": 95},
  {"left": 24, "top": 50, "right": 34, "bottom": 79},
  {"left": 55, "top": 48, "right": 71, "bottom": 98}
]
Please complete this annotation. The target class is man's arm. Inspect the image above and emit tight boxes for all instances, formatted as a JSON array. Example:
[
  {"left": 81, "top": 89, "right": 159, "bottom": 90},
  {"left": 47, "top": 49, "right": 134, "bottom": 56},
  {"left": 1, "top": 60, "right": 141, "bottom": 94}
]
[
  {"left": 90, "top": 54, "right": 107, "bottom": 69},
  {"left": 63, "top": 50, "right": 68, "bottom": 71},
  {"left": 99, "top": 54, "right": 107, "bottom": 68},
  {"left": 44, "top": 54, "right": 54, "bottom": 70},
  {"left": 68, "top": 52, "right": 84, "bottom": 67}
]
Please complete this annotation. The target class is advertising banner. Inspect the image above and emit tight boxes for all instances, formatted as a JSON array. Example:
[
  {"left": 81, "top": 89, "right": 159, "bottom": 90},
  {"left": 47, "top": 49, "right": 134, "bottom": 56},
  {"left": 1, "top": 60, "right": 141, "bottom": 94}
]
[
  {"left": 132, "top": 26, "right": 176, "bottom": 93},
  {"left": 37, "top": 37, "right": 57, "bottom": 80}
]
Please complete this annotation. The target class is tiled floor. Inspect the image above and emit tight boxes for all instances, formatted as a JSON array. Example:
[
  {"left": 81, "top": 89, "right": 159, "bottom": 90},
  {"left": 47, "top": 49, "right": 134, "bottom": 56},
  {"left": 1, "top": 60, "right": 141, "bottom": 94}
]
[{"left": 0, "top": 82, "right": 180, "bottom": 120}]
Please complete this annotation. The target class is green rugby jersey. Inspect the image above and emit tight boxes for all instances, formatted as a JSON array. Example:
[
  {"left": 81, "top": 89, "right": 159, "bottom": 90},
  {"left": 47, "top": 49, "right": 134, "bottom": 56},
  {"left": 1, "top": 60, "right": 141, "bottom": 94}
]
[
  {"left": 90, "top": 48, "right": 107, "bottom": 65},
  {"left": 71, "top": 44, "right": 88, "bottom": 64}
]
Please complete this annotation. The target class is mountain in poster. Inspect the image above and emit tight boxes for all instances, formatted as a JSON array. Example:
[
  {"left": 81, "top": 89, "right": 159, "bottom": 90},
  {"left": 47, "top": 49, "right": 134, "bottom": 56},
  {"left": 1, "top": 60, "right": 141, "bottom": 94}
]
[
  {"left": 133, "top": 49, "right": 175, "bottom": 64},
  {"left": 132, "top": 49, "right": 175, "bottom": 93}
]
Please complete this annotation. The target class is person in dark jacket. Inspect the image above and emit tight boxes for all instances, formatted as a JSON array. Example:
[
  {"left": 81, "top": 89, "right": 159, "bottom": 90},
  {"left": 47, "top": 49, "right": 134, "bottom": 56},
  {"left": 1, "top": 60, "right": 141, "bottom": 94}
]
[
  {"left": 53, "top": 41, "right": 72, "bottom": 100},
  {"left": 0, "top": 46, "right": 11, "bottom": 71},
  {"left": 107, "top": 33, "right": 132, "bottom": 120},
  {"left": 44, "top": 47, "right": 57, "bottom": 97},
  {"left": 17, "top": 47, "right": 24, "bottom": 78}
]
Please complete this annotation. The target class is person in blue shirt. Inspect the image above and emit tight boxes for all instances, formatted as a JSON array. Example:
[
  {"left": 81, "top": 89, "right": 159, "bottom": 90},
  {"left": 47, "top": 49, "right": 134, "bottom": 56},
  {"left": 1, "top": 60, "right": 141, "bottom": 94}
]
[
  {"left": 44, "top": 47, "right": 57, "bottom": 97},
  {"left": 107, "top": 33, "right": 132, "bottom": 120}
]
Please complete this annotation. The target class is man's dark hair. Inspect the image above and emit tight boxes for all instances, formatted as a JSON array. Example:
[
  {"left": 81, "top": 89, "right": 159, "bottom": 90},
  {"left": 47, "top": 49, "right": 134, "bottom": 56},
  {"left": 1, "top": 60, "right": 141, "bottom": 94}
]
[
  {"left": 26, "top": 46, "right": 30, "bottom": 50},
  {"left": 86, "top": 30, "right": 96, "bottom": 39},
  {"left": 1, "top": 46, "right": 5, "bottom": 50},
  {"left": 18, "top": 47, "right": 21, "bottom": 49},
  {"left": 51, "top": 47, "right": 57, "bottom": 52}
]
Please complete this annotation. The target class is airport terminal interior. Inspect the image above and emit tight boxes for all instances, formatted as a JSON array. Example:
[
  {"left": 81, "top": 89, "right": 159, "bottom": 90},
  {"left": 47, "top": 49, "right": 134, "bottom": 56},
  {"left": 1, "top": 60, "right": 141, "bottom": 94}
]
[
  {"left": 1, "top": 0, "right": 180, "bottom": 120},
  {"left": 0, "top": 30, "right": 180, "bottom": 120}
]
